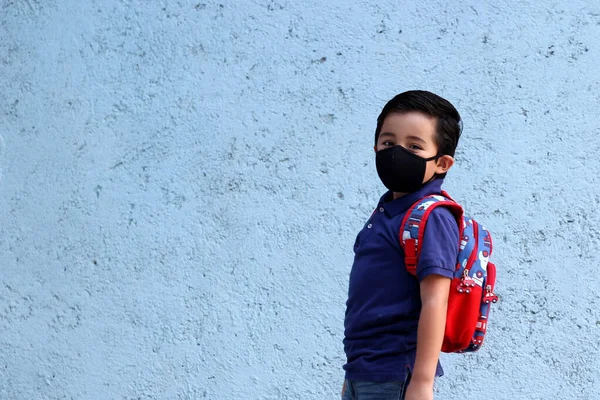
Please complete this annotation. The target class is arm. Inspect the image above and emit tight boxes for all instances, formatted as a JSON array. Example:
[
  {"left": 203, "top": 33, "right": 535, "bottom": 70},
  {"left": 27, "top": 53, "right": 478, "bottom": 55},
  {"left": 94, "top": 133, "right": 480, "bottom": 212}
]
[{"left": 405, "top": 274, "right": 451, "bottom": 400}]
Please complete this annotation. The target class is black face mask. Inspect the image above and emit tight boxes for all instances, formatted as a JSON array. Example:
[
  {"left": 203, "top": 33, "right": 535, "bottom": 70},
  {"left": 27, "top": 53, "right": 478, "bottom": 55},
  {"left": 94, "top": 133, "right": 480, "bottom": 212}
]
[{"left": 375, "top": 145, "right": 439, "bottom": 193}]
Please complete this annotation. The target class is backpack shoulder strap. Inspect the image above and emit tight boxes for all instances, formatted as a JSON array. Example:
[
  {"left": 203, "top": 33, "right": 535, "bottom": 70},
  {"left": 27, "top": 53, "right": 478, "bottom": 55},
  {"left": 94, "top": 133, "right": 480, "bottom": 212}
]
[{"left": 399, "top": 192, "right": 463, "bottom": 276}]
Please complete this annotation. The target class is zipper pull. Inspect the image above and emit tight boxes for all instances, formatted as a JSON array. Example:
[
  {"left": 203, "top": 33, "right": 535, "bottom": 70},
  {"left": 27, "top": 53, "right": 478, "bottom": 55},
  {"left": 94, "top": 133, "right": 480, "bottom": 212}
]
[
  {"left": 483, "top": 285, "right": 498, "bottom": 304},
  {"left": 457, "top": 269, "right": 476, "bottom": 294}
]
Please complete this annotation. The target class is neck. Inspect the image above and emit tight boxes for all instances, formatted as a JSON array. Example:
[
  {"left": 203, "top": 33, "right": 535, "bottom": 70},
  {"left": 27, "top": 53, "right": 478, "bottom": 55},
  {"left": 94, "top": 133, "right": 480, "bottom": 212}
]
[
  {"left": 392, "top": 191, "right": 407, "bottom": 200},
  {"left": 391, "top": 175, "right": 439, "bottom": 200}
]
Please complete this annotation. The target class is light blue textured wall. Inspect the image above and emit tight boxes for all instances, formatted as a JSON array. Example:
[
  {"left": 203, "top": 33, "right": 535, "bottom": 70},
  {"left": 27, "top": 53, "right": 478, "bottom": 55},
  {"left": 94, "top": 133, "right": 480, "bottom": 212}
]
[{"left": 1, "top": 1, "right": 600, "bottom": 399}]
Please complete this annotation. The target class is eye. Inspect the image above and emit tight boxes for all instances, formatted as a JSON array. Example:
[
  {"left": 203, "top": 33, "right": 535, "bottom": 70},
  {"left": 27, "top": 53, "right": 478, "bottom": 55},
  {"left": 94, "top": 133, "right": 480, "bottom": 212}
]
[
  {"left": 382, "top": 140, "right": 395, "bottom": 147},
  {"left": 408, "top": 144, "right": 423, "bottom": 151}
]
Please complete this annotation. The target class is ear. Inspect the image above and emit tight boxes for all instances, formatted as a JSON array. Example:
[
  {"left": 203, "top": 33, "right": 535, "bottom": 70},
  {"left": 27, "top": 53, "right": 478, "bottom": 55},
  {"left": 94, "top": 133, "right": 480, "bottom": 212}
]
[
  {"left": 373, "top": 145, "right": 378, "bottom": 153},
  {"left": 434, "top": 155, "right": 454, "bottom": 175}
]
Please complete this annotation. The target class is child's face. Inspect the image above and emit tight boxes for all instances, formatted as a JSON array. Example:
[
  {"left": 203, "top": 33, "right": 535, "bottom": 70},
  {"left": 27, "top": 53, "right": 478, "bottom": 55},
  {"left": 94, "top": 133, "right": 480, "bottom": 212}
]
[{"left": 374, "top": 111, "right": 454, "bottom": 184}]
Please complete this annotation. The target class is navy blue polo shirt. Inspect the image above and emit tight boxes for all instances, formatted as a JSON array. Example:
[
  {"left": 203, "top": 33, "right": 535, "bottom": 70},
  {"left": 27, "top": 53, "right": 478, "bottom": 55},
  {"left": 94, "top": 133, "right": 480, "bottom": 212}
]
[{"left": 343, "top": 178, "right": 459, "bottom": 382}]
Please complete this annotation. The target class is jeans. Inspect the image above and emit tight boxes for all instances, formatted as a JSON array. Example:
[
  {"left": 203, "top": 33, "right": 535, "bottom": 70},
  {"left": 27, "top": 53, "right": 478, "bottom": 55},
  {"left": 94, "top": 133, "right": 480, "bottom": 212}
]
[{"left": 342, "top": 374, "right": 411, "bottom": 400}]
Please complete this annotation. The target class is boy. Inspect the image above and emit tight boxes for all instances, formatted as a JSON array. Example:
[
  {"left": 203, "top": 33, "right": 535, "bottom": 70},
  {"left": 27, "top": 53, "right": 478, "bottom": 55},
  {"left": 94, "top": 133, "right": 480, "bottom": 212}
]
[{"left": 342, "top": 90, "right": 462, "bottom": 400}]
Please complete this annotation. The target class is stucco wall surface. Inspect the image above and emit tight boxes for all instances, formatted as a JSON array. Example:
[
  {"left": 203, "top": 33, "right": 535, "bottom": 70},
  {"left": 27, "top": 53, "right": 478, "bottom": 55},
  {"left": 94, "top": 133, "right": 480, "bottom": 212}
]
[{"left": 1, "top": 0, "right": 600, "bottom": 399}]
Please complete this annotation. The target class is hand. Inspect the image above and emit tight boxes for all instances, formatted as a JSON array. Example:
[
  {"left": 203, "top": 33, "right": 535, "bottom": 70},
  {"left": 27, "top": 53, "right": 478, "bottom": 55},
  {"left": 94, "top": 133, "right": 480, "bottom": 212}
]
[
  {"left": 341, "top": 380, "right": 347, "bottom": 398},
  {"left": 404, "top": 379, "right": 433, "bottom": 400}
]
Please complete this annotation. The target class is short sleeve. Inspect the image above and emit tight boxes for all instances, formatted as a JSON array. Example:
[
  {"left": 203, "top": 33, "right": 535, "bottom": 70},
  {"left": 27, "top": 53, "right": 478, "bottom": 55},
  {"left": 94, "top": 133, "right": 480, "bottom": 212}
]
[{"left": 415, "top": 207, "right": 460, "bottom": 282}]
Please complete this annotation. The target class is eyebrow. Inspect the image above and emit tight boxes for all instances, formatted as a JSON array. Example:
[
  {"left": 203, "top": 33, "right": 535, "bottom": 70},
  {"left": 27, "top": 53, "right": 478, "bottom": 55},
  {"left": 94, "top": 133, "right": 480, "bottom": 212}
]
[
  {"left": 406, "top": 135, "right": 427, "bottom": 144},
  {"left": 380, "top": 132, "right": 427, "bottom": 144}
]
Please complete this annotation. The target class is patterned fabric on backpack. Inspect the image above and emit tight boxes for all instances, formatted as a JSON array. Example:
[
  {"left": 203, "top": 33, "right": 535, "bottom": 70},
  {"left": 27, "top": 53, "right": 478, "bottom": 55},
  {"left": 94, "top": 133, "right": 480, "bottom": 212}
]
[{"left": 399, "top": 191, "right": 498, "bottom": 353}]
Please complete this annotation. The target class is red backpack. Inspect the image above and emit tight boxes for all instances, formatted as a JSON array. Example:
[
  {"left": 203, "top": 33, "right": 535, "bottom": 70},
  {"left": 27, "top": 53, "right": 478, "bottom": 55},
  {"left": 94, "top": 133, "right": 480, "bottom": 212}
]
[{"left": 399, "top": 191, "right": 498, "bottom": 353}]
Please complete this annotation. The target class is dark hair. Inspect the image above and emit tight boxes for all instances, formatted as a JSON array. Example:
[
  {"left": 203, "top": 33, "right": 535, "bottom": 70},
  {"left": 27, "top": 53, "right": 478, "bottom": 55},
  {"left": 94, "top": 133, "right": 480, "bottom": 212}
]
[{"left": 374, "top": 90, "right": 462, "bottom": 157}]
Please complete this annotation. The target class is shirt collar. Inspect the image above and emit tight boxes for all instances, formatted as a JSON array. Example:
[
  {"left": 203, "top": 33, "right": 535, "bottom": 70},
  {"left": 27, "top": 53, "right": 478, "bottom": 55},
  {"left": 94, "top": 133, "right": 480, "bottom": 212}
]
[{"left": 378, "top": 178, "right": 445, "bottom": 217}]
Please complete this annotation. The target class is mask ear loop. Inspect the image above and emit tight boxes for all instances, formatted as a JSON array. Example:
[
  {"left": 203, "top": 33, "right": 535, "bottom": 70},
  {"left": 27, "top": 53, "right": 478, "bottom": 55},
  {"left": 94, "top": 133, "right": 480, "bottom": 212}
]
[{"left": 424, "top": 154, "right": 444, "bottom": 183}]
